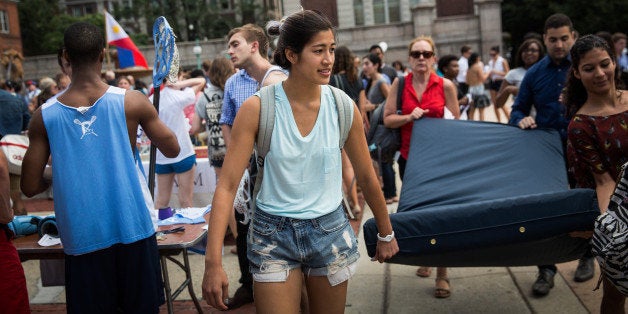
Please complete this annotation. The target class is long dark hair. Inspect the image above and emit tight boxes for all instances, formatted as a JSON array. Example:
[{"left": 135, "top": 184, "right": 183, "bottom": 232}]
[
  {"left": 564, "top": 35, "right": 621, "bottom": 119},
  {"left": 468, "top": 52, "right": 480, "bottom": 66},
  {"left": 332, "top": 46, "right": 358, "bottom": 83},
  {"left": 267, "top": 10, "right": 334, "bottom": 70},
  {"left": 363, "top": 53, "right": 382, "bottom": 95},
  {"left": 514, "top": 38, "right": 545, "bottom": 68}
]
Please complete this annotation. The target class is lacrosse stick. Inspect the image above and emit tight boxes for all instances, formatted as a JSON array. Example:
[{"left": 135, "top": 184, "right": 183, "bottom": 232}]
[{"left": 148, "top": 16, "right": 179, "bottom": 198}]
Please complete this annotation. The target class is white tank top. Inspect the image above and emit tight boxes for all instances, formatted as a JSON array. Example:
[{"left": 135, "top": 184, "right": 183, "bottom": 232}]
[
  {"left": 490, "top": 56, "right": 506, "bottom": 81},
  {"left": 255, "top": 84, "right": 343, "bottom": 219}
]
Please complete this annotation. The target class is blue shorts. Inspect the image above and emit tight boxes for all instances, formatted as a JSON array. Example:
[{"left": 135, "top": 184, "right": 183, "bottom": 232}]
[
  {"left": 247, "top": 205, "right": 360, "bottom": 286},
  {"left": 155, "top": 154, "right": 196, "bottom": 174},
  {"left": 64, "top": 234, "right": 164, "bottom": 313}
]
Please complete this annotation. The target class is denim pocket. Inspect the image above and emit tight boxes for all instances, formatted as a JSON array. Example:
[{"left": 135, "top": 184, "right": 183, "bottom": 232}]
[
  {"left": 251, "top": 211, "right": 281, "bottom": 236},
  {"left": 313, "top": 207, "right": 348, "bottom": 234}
]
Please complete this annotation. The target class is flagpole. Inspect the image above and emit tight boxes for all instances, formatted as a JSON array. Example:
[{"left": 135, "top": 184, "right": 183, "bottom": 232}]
[{"left": 104, "top": 10, "right": 112, "bottom": 70}]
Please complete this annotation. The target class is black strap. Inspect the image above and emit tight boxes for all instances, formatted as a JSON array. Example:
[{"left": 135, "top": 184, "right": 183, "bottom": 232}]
[
  {"left": 396, "top": 76, "right": 405, "bottom": 114},
  {"left": 202, "top": 90, "right": 212, "bottom": 103}
]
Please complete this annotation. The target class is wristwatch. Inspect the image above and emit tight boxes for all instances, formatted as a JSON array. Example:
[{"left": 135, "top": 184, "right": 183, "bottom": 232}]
[{"left": 377, "top": 231, "right": 395, "bottom": 242}]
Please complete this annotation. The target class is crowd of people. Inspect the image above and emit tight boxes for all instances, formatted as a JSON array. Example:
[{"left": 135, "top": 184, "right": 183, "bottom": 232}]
[{"left": 0, "top": 8, "right": 627, "bottom": 314}]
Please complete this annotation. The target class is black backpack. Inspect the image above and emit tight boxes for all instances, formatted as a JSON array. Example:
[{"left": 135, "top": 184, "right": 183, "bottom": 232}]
[{"left": 366, "top": 76, "right": 404, "bottom": 163}]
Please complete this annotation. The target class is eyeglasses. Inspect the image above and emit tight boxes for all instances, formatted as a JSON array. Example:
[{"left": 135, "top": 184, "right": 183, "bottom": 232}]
[
  {"left": 409, "top": 50, "right": 434, "bottom": 59},
  {"left": 524, "top": 48, "right": 540, "bottom": 54}
]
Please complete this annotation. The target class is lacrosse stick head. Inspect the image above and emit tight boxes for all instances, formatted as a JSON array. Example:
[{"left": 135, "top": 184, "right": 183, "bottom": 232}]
[{"left": 152, "top": 16, "right": 179, "bottom": 88}]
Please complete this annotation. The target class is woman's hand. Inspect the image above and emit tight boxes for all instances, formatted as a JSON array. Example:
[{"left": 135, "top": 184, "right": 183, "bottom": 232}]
[
  {"left": 409, "top": 107, "right": 430, "bottom": 120},
  {"left": 364, "top": 100, "right": 377, "bottom": 112},
  {"left": 373, "top": 238, "right": 399, "bottom": 263},
  {"left": 202, "top": 264, "right": 230, "bottom": 310}
]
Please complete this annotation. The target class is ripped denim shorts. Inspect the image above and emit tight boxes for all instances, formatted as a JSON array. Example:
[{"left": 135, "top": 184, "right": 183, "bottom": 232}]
[{"left": 247, "top": 204, "right": 360, "bottom": 286}]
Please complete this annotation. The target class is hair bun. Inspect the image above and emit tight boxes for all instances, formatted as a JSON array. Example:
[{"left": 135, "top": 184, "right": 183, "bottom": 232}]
[{"left": 266, "top": 20, "right": 281, "bottom": 36}]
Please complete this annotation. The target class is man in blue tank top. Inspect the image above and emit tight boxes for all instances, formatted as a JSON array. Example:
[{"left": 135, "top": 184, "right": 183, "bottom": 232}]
[{"left": 21, "top": 22, "right": 180, "bottom": 313}]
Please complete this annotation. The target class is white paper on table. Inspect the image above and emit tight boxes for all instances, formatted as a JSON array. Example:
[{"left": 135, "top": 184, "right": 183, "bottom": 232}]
[
  {"left": 175, "top": 206, "right": 211, "bottom": 220},
  {"left": 38, "top": 234, "right": 62, "bottom": 247}
]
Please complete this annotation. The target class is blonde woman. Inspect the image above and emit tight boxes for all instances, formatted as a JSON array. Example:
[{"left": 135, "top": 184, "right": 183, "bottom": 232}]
[{"left": 383, "top": 36, "right": 460, "bottom": 298}]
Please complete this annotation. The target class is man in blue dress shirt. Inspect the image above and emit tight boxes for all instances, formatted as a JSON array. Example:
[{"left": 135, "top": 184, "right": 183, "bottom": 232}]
[{"left": 509, "top": 13, "right": 595, "bottom": 297}]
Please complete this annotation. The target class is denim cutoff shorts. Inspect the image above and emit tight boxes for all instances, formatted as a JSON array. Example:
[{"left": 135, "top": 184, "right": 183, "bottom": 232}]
[{"left": 247, "top": 204, "right": 360, "bottom": 286}]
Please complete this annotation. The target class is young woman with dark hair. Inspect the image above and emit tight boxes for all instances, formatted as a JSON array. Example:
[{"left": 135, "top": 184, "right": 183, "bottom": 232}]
[
  {"left": 202, "top": 10, "right": 398, "bottom": 313},
  {"left": 564, "top": 34, "right": 628, "bottom": 314}
]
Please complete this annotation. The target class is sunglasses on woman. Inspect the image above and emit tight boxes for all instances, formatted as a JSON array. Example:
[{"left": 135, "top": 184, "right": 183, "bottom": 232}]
[{"left": 409, "top": 50, "right": 434, "bottom": 59}]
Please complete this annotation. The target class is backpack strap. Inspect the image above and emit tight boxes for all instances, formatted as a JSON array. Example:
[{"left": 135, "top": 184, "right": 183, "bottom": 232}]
[
  {"left": 255, "top": 84, "right": 276, "bottom": 166},
  {"left": 396, "top": 75, "right": 405, "bottom": 114},
  {"left": 328, "top": 85, "right": 354, "bottom": 149},
  {"left": 251, "top": 84, "right": 276, "bottom": 211}
]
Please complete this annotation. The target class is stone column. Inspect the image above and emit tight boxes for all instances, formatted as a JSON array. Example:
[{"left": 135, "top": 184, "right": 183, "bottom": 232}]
[
  {"left": 363, "top": 0, "right": 375, "bottom": 26},
  {"left": 475, "top": 0, "right": 503, "bottom": 58},
  {"left": 411, "top": 2, "right": 436, "bottom": 37},
  {"left": 337, "top": 1, "right": 356, "bottom": 28}
]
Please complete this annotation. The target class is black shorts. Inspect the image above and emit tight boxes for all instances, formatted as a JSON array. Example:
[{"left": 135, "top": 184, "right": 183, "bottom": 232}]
[
  {"left": 64, "top": 234, "right": 164, "bottom": 314},
  {"left": 489, "top": 79, "right": 503, "bottom": 92}
]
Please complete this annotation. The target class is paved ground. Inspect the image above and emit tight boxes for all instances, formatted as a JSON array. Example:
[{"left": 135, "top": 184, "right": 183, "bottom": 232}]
[{"left": 18, "top": 195, "right": 628, "bottom": 314}]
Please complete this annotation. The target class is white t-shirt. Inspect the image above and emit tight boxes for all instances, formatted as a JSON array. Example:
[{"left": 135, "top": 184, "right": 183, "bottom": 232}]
[
  {"left": 457, "top": 56, "right": 468, "bottom": 83},
  {"left": 150, "top": 87, "right": 196, "bottom": 164},
  {"left": 504, "top": 67, "right": 527, "bottom": 88}
]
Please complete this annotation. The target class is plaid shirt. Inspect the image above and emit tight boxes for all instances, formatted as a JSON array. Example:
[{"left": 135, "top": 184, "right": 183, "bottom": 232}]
[{"left": 219, "top": 69, "right": 258, "bottom": 126}]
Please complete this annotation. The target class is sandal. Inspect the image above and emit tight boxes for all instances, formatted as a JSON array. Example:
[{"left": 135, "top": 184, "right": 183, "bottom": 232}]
[
  {"left": 416, "top": 266, "right": 432, "bottom": 277},
  {"left": 434, "top": 277, "right": 451, "bottom": 298}
]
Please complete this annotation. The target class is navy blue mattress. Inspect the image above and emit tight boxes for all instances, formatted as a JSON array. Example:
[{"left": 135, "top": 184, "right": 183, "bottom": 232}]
[{"left": 363, "top": 118, "right": 599, "bottom": 267}]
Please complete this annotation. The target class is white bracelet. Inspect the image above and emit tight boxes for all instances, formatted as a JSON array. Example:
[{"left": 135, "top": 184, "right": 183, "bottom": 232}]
[{"left": 377, "top": 231, "right": 395, "bottom": 242}]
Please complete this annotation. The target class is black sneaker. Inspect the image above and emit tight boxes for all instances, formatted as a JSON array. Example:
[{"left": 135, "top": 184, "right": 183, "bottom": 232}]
[
  {"left": 532, "top": 269, "right": 555, "bottom": 296},
  {"left": 574, "top": 257, "right": 595, "bottom": 282}
]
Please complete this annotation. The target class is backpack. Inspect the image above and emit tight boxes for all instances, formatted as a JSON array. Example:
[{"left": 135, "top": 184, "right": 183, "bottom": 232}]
[
  {"left": 201, "top": 89, "right": 226, "bottom": 161},
  {"left": 366, "top": 76, "right": 404, "bottom": 163},
  {"left": 592, "top": 161, "right": 628, "bottom": 296},
  {"left": 250, "top": 84, "right": 354, "bottom": 212}
]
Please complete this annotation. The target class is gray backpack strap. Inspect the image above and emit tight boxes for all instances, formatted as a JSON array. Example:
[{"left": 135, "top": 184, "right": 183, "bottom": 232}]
[
  {"left": 252, "top": 84, "right": 277, "bottom": 210},
  {"left": 256, "top": 84, "right": 276, "bottom": 166},
  {"left": 329, "top": 85, "right": 354, "bottom": 149}
]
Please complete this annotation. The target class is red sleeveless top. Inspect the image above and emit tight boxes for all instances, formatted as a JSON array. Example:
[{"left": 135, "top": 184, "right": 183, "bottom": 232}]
[{"left": 399, "top": 72, "right": 445, "bottom": 159}]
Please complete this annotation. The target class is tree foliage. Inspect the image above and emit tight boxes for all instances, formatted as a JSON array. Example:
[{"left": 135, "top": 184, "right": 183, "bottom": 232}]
[
  {"left": 17, "top": 0, "right": 275, "bottom": 56},
  {"left": 502, "top": 0, "right": 628, "bottom": 56},
  {"left": 18, "top": 0, "right": 104, "bottom": 56}
]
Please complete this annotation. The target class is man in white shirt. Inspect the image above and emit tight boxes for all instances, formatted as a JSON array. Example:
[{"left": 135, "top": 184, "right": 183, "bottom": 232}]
[{"left": 456, "top": 45, "right": 472, "bottom": 94}]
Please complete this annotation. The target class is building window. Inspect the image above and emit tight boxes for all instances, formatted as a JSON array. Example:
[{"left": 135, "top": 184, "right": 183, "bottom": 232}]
[
  {"left": 354, "top": 0, "right": 365, "bottom": 26},
  {"left": 389, "top": 0, "right": 400, "bottom": 22},
  {"left": 0, "top": 10, "right": 9, "bottom": 34},
  {"left": 210, "top": 0, "right": 232, "bottom": 10},
  {"left": 373, "top": 0, "right": 400, "bottom": 24},
  {"left": 122, "top": 0, "right": 133, "bottom": 9},
  {"left": 70, "top": 6, "right": 82, "bottom": 17}
]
